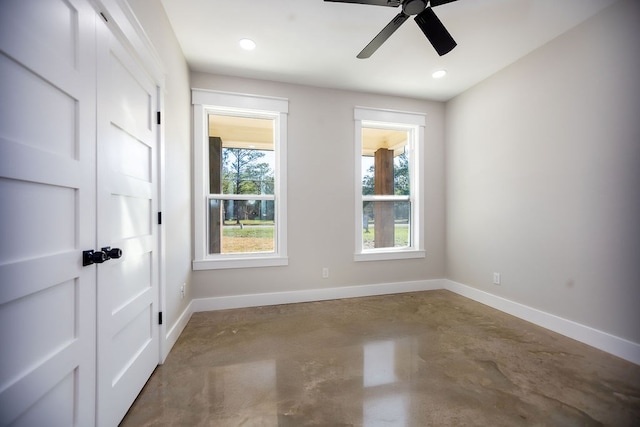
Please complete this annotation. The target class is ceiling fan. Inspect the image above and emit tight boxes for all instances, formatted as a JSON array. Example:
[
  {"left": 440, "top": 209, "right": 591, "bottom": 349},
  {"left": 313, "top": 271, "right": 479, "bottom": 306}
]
[{"left": 325, "top": 0, "right": 458, "bottom": 59}]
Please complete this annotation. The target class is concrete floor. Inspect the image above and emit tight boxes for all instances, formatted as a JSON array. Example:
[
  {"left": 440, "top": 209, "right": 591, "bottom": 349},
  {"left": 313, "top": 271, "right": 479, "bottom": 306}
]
[{"left": 121, "top": 290, "right": 640, "bottom": 426}]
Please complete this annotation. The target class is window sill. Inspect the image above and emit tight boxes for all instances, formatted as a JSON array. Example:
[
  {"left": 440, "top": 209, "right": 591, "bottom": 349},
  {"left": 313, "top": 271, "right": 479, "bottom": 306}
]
[
  {"left": 192, "top": 256, "right": 289, "bottom": 270},
  {"left": 354, "top": 250, "right": 425, "bottom": 262}
]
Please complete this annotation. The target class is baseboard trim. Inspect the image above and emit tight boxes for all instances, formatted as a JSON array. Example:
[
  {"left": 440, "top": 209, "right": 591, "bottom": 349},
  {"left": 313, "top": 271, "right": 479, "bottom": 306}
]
[
  {"left": 444, "top": 279, "right": 640, "bottom": 365},
  {"left": 192, "top": 279, "right": 445, "bottom": 313},
  {"left": 185, "top": 278, "right": 638, "bottom": 366},
  {"left": 162, "top": 300, "right": 194, "bottom": 362}
]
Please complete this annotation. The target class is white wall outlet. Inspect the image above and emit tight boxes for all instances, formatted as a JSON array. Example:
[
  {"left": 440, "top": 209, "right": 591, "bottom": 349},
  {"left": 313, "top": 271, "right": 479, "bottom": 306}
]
[
  {"left": 180, "top": 283, "right": 186, "bottom": 299},
  {"left": 493, "top": 272, "right": 501, "bottom": 285},
  {"left": 322, "top": 267, "right": 329, "bottom": 279}
]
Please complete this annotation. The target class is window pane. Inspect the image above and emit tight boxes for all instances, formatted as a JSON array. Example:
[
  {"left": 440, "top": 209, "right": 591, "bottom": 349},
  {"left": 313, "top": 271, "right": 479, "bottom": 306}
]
[
  {"left": 209, "top": 199, "right": 275, "bottom": 254},
  {"left": 362, "top": 201, "right": 411, "bottom": 249},
  {"left": 393, "top": 149, "right": 410, "bottom": 195},
  {"left": 208, "top": 114, "right": 275, "bottom": 196},
  {"left": 362, "top": 156, "right": 374, "bottom": 196},
  {"left": 222, "top": 147, "right": 274, "bottom": 195},
  {"left": 361, "top": 127, "right": 409, "bottom": 196}
]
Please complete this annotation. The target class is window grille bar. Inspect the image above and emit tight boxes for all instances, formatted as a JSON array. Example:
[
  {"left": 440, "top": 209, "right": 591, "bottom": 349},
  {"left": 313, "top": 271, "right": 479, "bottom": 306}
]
[
  {"left": 208, "top": 194, "right": 275, "bottom": 201},
  {"left": 362, "top": 195, "right": 410, "bottom": 202}
]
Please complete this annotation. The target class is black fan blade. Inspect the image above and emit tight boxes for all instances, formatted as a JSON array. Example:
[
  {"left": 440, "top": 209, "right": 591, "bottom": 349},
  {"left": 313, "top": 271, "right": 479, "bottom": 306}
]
[
  {"left": 414, "top": 7, "right": 456, "bottom": 56},
  {"left": 429, "top": 0, "right": 458, "bottom": 7},
  {"left": 324, "top": 0, "right": 400, "bottom": 7},
  {"left": 357, "top": 12, "right": 409, "bottom": 59}
]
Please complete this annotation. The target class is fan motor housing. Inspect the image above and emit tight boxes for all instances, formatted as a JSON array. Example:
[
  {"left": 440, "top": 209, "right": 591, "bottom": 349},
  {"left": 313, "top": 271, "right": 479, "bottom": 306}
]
[{"left": 402, "top": 0, "right": 427, "bottom": 15}]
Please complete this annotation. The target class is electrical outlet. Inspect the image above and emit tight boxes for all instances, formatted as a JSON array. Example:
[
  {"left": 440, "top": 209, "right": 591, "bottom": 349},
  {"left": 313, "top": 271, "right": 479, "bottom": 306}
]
[
  {"left": 180, "top": 283, "right": 186, "bottom": 299},
  {"left": 493, "top": 273, "right": 501, "bottom": 285},
  {"left": 322, "top": 267, "right": 329, "bottom": 279}
]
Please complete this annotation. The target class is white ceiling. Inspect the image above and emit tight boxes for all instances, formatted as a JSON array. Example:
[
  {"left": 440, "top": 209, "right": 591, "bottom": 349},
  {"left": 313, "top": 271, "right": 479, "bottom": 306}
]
[{"left": 160, "top": 0, "right": 618, "bottom": 101}]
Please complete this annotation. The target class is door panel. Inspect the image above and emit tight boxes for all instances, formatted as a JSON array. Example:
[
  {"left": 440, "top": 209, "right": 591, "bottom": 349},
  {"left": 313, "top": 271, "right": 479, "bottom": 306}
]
[
  {"left": 111, "top": 251, "right": 152, "bottom": 310},
  {"left": 0, "top": 0, "right": 96, "bottom": 425},
  {"left": 96, "top": 17, "right": 159, "bottom": 427},
  {"left": 109, "top": 53, "right": 153, "bottom": 137},
  {"left": 10, "top": 369, "right": 77, "bottom": 427},
  {"left": 109, "top": 125, "right": 152, "bottom": 182},
  {"left": 0, "top": 278, "right": 76, "bottom": 378},
  {"left": 0, "top": 179, "right": 76, "bottom": 262},
  {"left": 110, "top": 193, "right": 152, "bottom": 240},
  {"left": 3, "top": 0, "right": 77, "bottom": 65},
  {"left": 0, "top": 54, "right": 77, "bottom": 159}
]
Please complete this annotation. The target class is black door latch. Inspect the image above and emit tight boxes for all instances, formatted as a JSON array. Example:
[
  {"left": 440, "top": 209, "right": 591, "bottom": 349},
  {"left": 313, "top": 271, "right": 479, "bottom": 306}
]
[{"left": 83, "top": 247, "right": 123, "bottom": 266}]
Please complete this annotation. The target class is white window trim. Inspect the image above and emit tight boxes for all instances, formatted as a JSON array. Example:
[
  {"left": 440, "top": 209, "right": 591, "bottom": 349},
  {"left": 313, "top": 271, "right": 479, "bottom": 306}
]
[
  {"left": 192, "top": 89, "right": 288, "bottom": 270},
  {"left": 354, "top": 107, "right": 425, "bottom": 262}
]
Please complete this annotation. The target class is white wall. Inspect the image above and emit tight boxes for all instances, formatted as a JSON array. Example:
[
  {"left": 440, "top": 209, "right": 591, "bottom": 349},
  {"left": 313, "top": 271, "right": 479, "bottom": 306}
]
[
  {"left": 190, "top": 73, "right": 447, "bottom": 299},
  {"left": 445, "top": 0, "right": 640, "bottom": 343},
  {"left": 126, "top": 1, "right": 192, "bottom": 337}
]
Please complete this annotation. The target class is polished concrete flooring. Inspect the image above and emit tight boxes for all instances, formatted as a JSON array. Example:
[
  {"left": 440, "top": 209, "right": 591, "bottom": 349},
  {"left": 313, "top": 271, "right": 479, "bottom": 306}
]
[{"left": 121, "top": 290, "right": 640, "bottom": 426}]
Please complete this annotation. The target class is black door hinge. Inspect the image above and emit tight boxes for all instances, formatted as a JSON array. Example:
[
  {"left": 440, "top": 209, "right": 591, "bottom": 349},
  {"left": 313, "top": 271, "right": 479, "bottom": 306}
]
[
  {"left": 158, "top": 212, "right": 162, "bottom": 225},
  {"left": 158, "top": 312, "right": 163, "bottom": 325},
  {"left": 156, "top": 111, "right": 161, "bottom": 125}
]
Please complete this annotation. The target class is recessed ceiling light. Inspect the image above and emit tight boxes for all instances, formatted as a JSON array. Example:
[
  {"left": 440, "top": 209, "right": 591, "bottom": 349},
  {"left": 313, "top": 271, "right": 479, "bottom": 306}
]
[
  {"left": 432, "top": 69, "right": 447, "bottom": 79},
  {"left": 239, "top": 38, "right": 256, "bottom": 51}
]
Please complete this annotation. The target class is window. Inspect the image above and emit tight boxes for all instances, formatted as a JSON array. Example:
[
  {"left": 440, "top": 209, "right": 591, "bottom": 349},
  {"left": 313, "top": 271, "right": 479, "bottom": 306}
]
[
  {"left": 193, "top": 90, "right": 288, "bottom": 269},
  {"left": 354, "top": 107, "right": 425, "bottom": 261}
]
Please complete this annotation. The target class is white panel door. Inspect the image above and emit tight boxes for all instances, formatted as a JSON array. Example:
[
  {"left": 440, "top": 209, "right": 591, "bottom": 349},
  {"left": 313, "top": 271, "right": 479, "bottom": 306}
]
[
  {"left": 0, "top": 0, "right": 97, "bottom": 425},
  {"left": 95, "top": 16, "right": 160, "bottom": 427}
]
